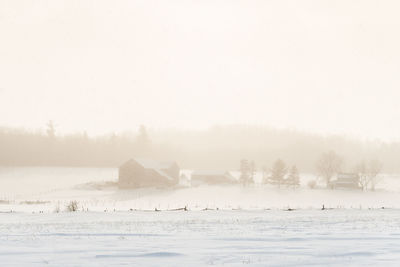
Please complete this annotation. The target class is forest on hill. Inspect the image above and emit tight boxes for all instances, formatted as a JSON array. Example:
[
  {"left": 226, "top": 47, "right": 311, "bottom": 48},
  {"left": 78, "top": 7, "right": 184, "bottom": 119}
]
[{"left": 0, "top": 124, "right": 398, "bottom": 173}]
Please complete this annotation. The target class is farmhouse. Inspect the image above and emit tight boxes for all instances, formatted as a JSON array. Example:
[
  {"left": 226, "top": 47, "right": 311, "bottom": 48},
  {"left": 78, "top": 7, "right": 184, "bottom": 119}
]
[
  {"left": 118, "top": 158, "right": 180, "bottom": 188},
  {"left": 331, "top": 173, "right": 361, "bottom": 190},
  {"left": 191, "top": 170, "right": 236, "bottom": 185}
]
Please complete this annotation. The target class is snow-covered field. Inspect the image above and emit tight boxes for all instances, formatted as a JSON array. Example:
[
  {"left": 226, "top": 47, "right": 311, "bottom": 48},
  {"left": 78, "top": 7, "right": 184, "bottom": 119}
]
[
  {"left": 1, "top": 167, "right": 400, "bottom": 211},
  {"left": 1, "top": 167, "right": 400, "bottom": 266},
  {"left": 1, "top": 210, "right": 400, "bottom": 266}
]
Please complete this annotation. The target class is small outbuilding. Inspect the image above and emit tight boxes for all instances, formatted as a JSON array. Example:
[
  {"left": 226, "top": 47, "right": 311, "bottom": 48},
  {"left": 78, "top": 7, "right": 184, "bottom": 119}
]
[
  {"left": 118, "top": 158, "right": 180, "bottom": 188},
  {"left": 191, "top": 170, "right": 236, "bottom": 185},
  {"left": 331, "top": 173, "right": 361, "bottom": 190}
]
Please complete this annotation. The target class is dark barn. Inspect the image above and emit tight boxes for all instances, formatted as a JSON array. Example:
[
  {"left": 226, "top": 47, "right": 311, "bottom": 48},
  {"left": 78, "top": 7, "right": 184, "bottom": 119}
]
[{"left": 118, "top": 158, "right": 180, "bottom": 188}]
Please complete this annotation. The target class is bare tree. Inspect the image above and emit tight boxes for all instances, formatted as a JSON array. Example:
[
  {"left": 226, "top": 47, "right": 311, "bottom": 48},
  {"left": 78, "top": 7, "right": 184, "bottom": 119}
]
[
  {"left": 368, "top": 159, "right": 383, "bottom": 191},
  {"left": 355, "top": 160, "right": 369, "bottom": 191},
  {"left": 355, "top": 159, "right": 383, "bottom": 191},
  {"left": 316, "top": 150, "right": 343, "bottom": 188}
]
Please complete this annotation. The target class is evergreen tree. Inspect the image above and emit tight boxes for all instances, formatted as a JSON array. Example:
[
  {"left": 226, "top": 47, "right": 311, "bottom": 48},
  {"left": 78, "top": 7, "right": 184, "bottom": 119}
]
[
  {"left": 286, "top": 165, "right": 300, "bottom": 189},
  {"left": 136, "top": 125, "right": 151, "bottom": 155},
  {"left": 249, "top": 160, "right": 256, "bottom": 183},
  {"left": 239, "top": 159, "right": 251, "bottom": 186},
  {"left": 262, "top": 165, "right": 268, "bottom": 184},
  {"left": 268, "top": 159, "right": 287, "bottom": 188},
  {"left": 46, "top": 120, "right": 56, "bottom": 139},
  {"left": 137, "top": 125, "right": 150, "bottom": 145}
]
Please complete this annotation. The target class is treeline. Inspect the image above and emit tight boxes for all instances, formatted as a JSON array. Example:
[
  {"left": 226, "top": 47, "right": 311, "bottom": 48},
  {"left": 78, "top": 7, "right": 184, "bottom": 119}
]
[
  {"left": 0, "top": 125, "right": 150, "bottom": 167},
  {"left": 238, "top": 159, "right": 300, "bottom": 188},
  {"left": 238, "top": 151, "right": 382, "bottom": 191},
  {"left": 0, "top": 124, "right": 399, "bottom": 173}
]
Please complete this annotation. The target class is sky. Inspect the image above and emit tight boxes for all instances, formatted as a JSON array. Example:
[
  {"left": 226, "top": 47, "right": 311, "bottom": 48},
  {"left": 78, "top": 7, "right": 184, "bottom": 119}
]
[{"left": 0, "top": 0, "right": 400, "bottom": 141}]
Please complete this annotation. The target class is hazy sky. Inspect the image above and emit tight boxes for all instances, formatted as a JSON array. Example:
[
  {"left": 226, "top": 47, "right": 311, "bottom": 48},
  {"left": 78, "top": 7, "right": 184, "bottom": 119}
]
[{"left": 1, "top": 1, "right": 400, "bottom": 140}]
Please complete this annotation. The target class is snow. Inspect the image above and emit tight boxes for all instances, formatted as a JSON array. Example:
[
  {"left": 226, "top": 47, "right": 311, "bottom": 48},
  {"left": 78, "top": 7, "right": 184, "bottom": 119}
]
[
  {"left": 1, "top": 210, "right": 400, "bottom": 266},
  {"left": 1, "top": 167, "right": 400, "bottom": 266}
]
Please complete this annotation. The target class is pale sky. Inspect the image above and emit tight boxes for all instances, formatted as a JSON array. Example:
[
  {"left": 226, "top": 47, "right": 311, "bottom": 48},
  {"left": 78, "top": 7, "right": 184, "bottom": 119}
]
[{"left": 1, "top": 0, "right": 400, "bottom": 140}]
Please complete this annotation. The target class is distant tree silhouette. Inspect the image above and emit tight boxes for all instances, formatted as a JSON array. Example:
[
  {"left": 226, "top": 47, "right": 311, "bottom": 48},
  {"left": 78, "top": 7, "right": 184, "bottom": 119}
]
[
  {"left": 286, "top": 165, "right": 300, "bottom": 189},
  {"left": 355, "top": 160, "right": 368, "bottom": 191},
  {"left": 356, "top": 159, "right": 383, "bottom": 191},
  {"left": 0, "top": 125, "right": 396, "bottom": 172},
  {"left": 239, "top": 159, "right": 252, "bottom": 186},
  {"left": 316, "top": 150, "right": 343, "bottom": 188},
  {"left": 262, "top": 165, "right": 268, "bottom": 184},
  {"left": 368, "top": 159, "right": 383, "bottom": 191},
  {"left": 268, "top": 159, "right": 287, "bottom": 188},
  {"left": 46, "top": 120, "right": 56, "bottom": 139},
  {"left": 137, "top": 125, "right": 149, "bottom": 142},
  {"left": 249, "top": 160, "right": 256, "bottom": 183},
  {"left": 136, "top": 125, "right": 151, "bottom": 155}
]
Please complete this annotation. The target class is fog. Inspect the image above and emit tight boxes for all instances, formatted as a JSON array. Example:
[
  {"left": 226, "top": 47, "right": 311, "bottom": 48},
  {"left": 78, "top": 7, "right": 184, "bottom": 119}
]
[
  {"left": 3, "top": 3, "right": 400, "bottom": 265},
  {"left": 1, "top": 1, "right": 400, "bottom": 210},
  {"left": 1, "top": 0, "right": 400, "bottom": 141}
]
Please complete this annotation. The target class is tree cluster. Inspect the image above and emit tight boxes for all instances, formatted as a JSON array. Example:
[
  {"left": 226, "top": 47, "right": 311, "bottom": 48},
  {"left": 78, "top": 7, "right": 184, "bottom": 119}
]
[
  {"left": 354, "top": 159, "right": 383, "bottom": 191},
  {"left": 239, "top": 159, "right": 255, "bottom": 186},
  {"left": 315, "top": 150, "right": 383, "bottom": 190},
  {"left": 238, "top": 158, "right": 300, "bottom": 189},
  {"left": 264, "top": 159, "right": 300, "bottom": 189}
]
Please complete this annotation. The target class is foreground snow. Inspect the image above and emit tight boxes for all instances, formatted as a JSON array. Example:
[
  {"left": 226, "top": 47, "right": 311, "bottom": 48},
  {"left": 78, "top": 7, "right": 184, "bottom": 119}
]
[
  {"left": 0, "top": 210, "right": 400, "bottom": 266},
  {"left": 1, "top": 167, "right": 400, "bottom": 266}
]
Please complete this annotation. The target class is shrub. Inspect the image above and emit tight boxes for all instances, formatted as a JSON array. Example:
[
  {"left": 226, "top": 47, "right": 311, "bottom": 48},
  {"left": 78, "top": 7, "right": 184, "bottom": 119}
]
[{"left": 66, "top": 200, "right": 79, "bottom": 212}]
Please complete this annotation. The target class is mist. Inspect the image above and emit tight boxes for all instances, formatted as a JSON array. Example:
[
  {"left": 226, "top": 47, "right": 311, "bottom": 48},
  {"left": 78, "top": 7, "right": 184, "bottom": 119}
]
[
  {"left": 1, "top": 0, "right": 399, "bottom": 206},
  {"left": 1, "top": 1, "right": 400, "bottom": 265},
  {"left": 1, "top": 0, "right": 400, "bottom": 141}
]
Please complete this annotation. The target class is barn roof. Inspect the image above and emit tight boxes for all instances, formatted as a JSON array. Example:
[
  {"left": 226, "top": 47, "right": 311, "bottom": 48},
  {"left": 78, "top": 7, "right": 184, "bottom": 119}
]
[
  {"left": 134, "top": 158, "right": 176, "bottom": 170},
  {"left": 121, "top": 158, "right": 178, "bottom": 181},
  {"left": 149, "top": 169, "right": 174, "bottom": 181}
]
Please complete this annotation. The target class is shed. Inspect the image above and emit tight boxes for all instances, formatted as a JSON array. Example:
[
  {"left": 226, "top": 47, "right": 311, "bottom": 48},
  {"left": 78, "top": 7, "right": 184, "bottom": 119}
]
[
  {"left": 331, "top": 173, "right": 361, "bottom": 190},
  {"left": 191, "top": 170, "right": 236, "bottom": 185}
]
